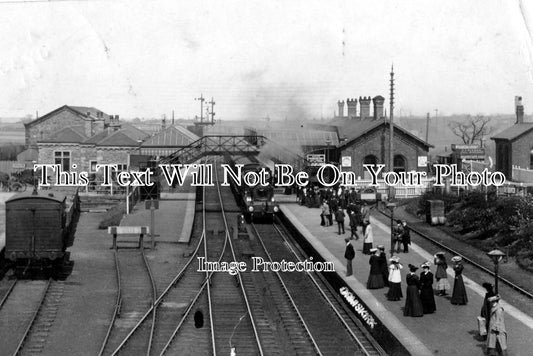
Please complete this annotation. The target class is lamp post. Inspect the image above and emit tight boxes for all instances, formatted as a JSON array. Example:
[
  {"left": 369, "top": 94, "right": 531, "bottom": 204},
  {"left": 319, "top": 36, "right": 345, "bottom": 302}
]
[
  {"left": 487, "top": 249, "right": 507, "bottom": 294},
  {"left": 32, "top": 160, "right": 37, "bottom": 194},
  {"left": 387, "top": 202, "right": 396, "bottom": 257}
]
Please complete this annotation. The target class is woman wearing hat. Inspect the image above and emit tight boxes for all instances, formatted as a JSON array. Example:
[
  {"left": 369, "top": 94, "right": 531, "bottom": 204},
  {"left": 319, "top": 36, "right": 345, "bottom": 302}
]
[
  {"left": 451, "top": 256, "right": 468, "bottom": 305},
  {"left": 419, "top": 262, "right": 436, "bottom": 314},
  {"left": 367, "top": 248, "right": 385, "bottom": 289},
  {"left": 362, "top": 221, "right": 373, "bottom": 254},
  {"left": 434, "top": 252, "right": 450, "bottom": 296},
  {"left": 487, "top": 295, "right": 507, "bottom": 356},
  {"left": 404, "top": 264, "right": 424, "bottom": 317},
  {"left": 386, "top": 256, "right": 403, "bottom": 301}
]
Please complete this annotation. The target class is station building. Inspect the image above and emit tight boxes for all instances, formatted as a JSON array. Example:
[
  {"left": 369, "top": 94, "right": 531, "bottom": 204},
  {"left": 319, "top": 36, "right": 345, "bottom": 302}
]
[
  {"left": 331, "top": 96, "right": 432, "bottom": 179},
  {"left": 491, "top": 97, "right": 533, "bottom": 180}
]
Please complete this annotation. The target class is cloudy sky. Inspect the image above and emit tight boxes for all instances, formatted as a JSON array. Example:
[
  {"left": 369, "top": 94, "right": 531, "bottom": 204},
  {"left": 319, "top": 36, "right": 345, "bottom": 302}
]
[{"left": 1, "top": 0, "right": 533, "bottom": 120}]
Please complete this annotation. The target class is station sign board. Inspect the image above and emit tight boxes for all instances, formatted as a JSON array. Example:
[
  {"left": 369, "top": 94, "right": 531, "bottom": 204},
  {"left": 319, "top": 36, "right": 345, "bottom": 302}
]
[
  {"left": 12, "top": 163, "right": 26, "bottom": 169},
  {"left": 306, "top": 154, "right": 325, "bottom": 166}
]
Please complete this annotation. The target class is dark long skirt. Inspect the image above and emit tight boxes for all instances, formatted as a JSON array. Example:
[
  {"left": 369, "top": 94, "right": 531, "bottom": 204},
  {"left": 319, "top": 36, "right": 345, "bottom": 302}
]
[
  {"left": 367, "top": 273, "right": 385, "bottom": 289},
  {"left": 386, "top": 282, "right": 403, "bottom": 301},
  {"left": 420, "top": 286, "right": 436, "bottom": 313},
  {"left": 451, "top": 275, "right": 468, "bottom": 305},
  {"left": 363, "top": 242, "right": 373, "bottom": 254},
  {"left": 404, "top": 285, "right": 424, "bottom": 317}
]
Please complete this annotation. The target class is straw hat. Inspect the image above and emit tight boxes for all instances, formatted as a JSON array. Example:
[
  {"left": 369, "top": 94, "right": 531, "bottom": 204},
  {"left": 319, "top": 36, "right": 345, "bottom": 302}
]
[
  {"left": 420, "top": 261, "right": 431, "bottom": 269},
  {"left": 377, "top": 245, "right": 385, "bottom": 250},
  {"left": 390, "top": 256, "right": 400, "bottom": 263},
  {"left": 369, "top": 248, "right": 378, "bottom": 253},
  {"left": 451, "top": 256, "right": 462, "bottom": 263},
  {"left": 487, "top": 295, "right": 501, "bottom": 303}
]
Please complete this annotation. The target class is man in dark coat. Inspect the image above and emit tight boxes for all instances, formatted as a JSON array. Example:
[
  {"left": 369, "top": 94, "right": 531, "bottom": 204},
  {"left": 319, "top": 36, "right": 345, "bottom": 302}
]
[
  {"left": 348, "top": 210, "right": 359, "bottom": 240},
  {"left": 344, "top": 238, "right": 355, "bottom": 276},
  {"left": 401, "top": 220, "right": 411, "bottom": 253},
  {"left": 335, "top": 209, "right": 346, "bottom": 234}
]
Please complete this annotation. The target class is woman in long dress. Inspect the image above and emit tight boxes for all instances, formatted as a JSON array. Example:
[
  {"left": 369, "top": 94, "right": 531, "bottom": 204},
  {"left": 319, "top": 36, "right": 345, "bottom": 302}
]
[
  {"left": 419, "top": 262, "right": 436, "bottom": 314},
  {"left": 404, "top": 264, "right": 424, "bottom": 317},
  {"left": 386, "top": 256, "right": 403, "bottom": 301},
  {"left": 362, "top": 221, "right": 373, "bottom": 254},
  {"left": 366, "top": 248, "right": 385, "bottom": 289},
  {"left": 434, "top": 252, "right": 450, "bottom": 296},
  {"left": 451, "top": 256, "right": 468, "bottom": 305}
]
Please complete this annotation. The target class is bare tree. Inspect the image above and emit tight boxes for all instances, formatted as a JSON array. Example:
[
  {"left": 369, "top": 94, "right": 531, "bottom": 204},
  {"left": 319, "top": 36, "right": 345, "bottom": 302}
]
[{"left": 448, "top": 115, "right": 494, "bottom": 146}]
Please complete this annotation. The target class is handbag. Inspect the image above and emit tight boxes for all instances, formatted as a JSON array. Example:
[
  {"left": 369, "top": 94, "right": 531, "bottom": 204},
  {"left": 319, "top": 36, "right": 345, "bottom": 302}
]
[{"left": 477, "top": 316, "right": 487, "bottom": 336}]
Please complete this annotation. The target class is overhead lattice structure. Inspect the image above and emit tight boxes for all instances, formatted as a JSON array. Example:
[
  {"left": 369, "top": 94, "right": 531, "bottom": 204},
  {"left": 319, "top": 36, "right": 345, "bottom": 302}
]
[{"left": 159, "top": 135, "right": 265, "bottom": 164}]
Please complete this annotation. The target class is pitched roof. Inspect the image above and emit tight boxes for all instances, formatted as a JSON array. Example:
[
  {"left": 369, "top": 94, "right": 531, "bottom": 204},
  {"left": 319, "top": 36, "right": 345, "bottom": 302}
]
[
  {"left": 330, "top": 117, "right": 432, "bottom": 149},
  {"left": 24, "top": 105, "right": 110, "bottom": 127},
  {"left": 142, "top": 125, "right": 199, "bottom": 147},
  {"left": 97, "top": 130, "right": 140, "bottom": 146},
  {"left": 83, "top": 123, "right": 149, "bottom": 145},
  {"left": 491, "top": 123, "right": 533, "bottom": 141},
  {"left": 38, "top": 126, "right": 87, "bottom": 143},
  {"left": 256, "top": 128, "right": 339, "bottom": 147}
]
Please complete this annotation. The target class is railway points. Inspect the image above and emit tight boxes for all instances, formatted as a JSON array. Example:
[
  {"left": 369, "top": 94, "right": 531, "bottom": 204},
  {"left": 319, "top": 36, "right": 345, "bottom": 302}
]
[{"left": 279, "top": 200, "right": 533, "bottom": 356}]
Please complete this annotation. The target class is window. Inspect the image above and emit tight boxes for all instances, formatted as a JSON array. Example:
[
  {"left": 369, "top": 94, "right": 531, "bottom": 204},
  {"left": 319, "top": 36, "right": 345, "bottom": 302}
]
[
  {"left": 90, "top": 161, "right": 98, "bottom": 173},
  {"left": 54, "top": 151, "right": 70, "bottom": 171},
  {"left": 393, "top": 155, "right": 406, "bottom": 173},
  {"left": 363, "top": 155, "right": 378, "bottom": 179},
  {"left": 111, "top": 164, "right": 128, "bottom": 180}
]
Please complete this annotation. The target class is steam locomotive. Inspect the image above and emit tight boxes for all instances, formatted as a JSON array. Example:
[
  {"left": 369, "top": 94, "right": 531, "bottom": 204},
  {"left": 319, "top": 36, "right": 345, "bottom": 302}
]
[{"left": 226, "top": 156, "right": 279, "bottom": 222}]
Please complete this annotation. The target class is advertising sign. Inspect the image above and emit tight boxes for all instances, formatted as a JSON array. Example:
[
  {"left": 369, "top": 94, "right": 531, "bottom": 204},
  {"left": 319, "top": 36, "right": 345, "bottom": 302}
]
[
  {"left": 341, "top": 156, "right": 352, "bottom": 167},
  {"left": 306, "top": 154, "right": 325, "bottom": 166}
]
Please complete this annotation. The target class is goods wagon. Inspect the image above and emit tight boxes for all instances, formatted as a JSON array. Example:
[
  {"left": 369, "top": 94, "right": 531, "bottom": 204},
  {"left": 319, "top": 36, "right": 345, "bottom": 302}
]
[{"left": 5, "top": 190, "right": 79, "bottom": 266}]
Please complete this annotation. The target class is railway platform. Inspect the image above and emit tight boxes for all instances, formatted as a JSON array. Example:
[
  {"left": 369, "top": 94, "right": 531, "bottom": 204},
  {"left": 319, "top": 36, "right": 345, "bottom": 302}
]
[
  {"left": 279, "top": 201, "right": 533, "bottom": 356},
  {"left": 120, "top": 190, "right": 196, "bottom": 244}
]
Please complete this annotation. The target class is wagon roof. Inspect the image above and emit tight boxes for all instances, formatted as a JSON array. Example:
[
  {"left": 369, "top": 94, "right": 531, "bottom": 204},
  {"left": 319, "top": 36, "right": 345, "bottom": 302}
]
[{"left": 6, "top": 191, "right": 66, "bottom": 204}]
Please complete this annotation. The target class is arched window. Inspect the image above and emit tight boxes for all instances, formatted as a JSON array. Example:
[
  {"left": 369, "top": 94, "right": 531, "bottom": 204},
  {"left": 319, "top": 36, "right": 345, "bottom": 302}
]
[
  {"left": 393, "top": 155, "right": 406, "bottom": 173},
  {"left": 363, "top": 155, "right": 379, "bottom": 179}
]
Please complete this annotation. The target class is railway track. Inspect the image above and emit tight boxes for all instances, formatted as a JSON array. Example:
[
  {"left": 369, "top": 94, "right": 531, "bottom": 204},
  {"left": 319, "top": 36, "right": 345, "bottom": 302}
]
[
  {"left": 376, "top": 206, "right": 533, "bottom": 300},
  {"left": 0, "top": 279, "right": 17, "bottom": 310},
  {"left": 98, "top": 243, "right": 157, "bottom": 355},
  {"left": 252, "top": 222, "right": 385, "bottom": 356}
]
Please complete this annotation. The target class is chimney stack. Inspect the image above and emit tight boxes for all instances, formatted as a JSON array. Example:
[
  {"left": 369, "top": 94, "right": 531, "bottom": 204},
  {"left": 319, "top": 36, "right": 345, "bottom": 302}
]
[
  {"left": 373, "top": 95, "right": 385, "bottom": 120},
  {"left": 515, "top": 96, "right": 524, "bottom": 124},
  {"left": 337, "top": 100, "right": 345, "bottom": 118},
  {"left": 359, "top": 96, "right": 371, "bottom": 119},
  {"left": 346, "top": 98, "right": 358, "bottom": 119}
]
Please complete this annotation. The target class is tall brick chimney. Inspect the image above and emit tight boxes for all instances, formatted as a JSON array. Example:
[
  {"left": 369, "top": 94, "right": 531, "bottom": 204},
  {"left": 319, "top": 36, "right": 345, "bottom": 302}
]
[
  {"left": 515, "top": 96, "right": 524, "bottom": 124},
  {"left": 346, "top": 98, "right": 358, "bottom": 119},
  {"left": 373, "top": 95, "right": 385, "bottom": 120},
  {"left": 337, "top": 100, "right": 345, "bottom": 118},
  {"left": 359, "top": 96, "right": 371, "bottom": 119}
]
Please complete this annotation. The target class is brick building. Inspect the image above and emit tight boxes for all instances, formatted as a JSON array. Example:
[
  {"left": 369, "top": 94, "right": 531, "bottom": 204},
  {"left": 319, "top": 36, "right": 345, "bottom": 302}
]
[
  {"left": 24, "top": 105, "right": 116, "bottom": 147},
  {"left": 491, "top": 97, "right": 533, "bottom": 179},
  {"left": 331, "top": 96, "right": 431, "bottom": 178}
]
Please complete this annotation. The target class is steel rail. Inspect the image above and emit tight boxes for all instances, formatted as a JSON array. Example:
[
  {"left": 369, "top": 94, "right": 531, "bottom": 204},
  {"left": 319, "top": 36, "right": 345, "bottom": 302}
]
[
  {"left": 250, "top": 223, "right": 323, "bottom": 356},
  {"left": 213, "top": 160, "right": 265, "bottom": 356},
  {"left": 141, "top": 245, "right": 158, "bottom": 356},
  {"left": 110, "top": 230, "right": 206, "bottom": 355},
  {"left": 376, "top": 207, "right": 533, "bottom": 299},
  {"left": 12, "top": 278, "right": 52, "bottom": 356},
  {"left": 0, "top": 280, "right": 17, "bottom": 310},
  {"left": 158, "top": 158, "right": 231, "bottom": 355},
  {"left": 272, "top": 222, "right": 376, "bottom": 356},
  {"left": 98, "top": 251, "right": 122, "bottom": 356}
]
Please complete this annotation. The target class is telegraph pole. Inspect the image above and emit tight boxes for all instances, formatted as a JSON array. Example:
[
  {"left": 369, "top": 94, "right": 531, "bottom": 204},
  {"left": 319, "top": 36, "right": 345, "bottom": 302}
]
[
  {"left": 208, "top": 97, "right": 216, "bottom": 124},
  {"left": 389, "top": 65, "right": 395, "bottom": 199},
  {"left": 425, "top": 112, "right": 430, "bottom": 142},
  {"left": 195, "top": 94, "right": 205, "bottom": 123}
]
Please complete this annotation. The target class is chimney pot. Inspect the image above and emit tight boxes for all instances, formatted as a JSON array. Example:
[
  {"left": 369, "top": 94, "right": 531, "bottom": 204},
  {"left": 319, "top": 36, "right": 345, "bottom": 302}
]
[{"left": 515, "top": 96, "right": 524, "bottom": 124}]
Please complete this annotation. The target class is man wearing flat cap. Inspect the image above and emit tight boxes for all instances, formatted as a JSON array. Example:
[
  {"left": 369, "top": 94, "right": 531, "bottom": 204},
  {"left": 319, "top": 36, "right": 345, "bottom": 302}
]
[{"left": 344, "top": 238, "right": 355, "bottom": 277}]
